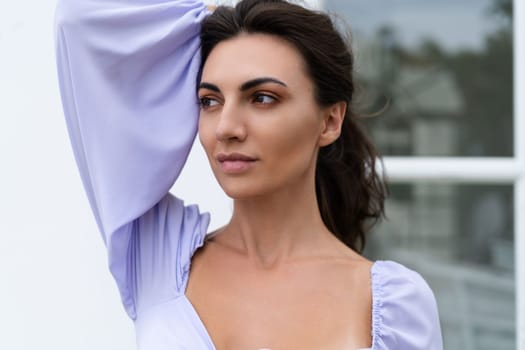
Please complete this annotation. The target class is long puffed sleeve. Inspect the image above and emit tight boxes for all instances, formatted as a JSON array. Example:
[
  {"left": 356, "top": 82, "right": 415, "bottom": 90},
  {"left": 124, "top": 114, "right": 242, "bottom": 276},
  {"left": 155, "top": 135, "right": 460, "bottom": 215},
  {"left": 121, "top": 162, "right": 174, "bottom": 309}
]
[
  {"left": 54, "top": 0, "right": 211, "bottom": 320},
  {"left": 368, "top": 261, "right": 444, "bottom": 350}
]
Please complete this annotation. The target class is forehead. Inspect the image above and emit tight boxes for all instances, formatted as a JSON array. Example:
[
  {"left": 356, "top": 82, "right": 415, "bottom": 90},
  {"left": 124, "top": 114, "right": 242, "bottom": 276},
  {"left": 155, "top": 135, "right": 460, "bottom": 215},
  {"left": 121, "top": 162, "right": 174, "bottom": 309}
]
[{"left": 201, "top": 33, "right": 311, "bottom": 89}]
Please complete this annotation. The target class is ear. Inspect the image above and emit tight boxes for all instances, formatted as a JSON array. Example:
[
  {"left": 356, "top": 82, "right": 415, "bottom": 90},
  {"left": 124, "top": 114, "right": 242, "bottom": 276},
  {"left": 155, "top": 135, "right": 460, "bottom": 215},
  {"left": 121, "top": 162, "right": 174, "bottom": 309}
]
[{"left": 318, "top": 101, "right": 346, "bottom": 147}]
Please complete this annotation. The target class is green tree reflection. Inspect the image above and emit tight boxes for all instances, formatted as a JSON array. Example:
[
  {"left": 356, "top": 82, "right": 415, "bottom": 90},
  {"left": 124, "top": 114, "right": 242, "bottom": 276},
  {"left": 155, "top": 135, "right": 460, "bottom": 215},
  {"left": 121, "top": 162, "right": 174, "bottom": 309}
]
[{"left": 358, "top": 0, "right": 513, "bottom": 157}]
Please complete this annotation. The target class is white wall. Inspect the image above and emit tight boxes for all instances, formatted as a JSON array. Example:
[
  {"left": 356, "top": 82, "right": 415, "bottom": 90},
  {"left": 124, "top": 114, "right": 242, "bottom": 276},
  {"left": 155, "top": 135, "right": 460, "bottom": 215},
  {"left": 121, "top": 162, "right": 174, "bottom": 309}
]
[{"left": 0, "top": 1, "right": 230, "bottom": 349}]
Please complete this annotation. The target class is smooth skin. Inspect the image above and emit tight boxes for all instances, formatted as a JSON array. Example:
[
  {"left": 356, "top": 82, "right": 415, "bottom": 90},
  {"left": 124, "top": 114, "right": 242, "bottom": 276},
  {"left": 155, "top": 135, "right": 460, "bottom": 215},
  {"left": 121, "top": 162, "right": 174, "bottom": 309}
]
[{"left": 186, "top": 33, "right": 373, "bottom": 350}]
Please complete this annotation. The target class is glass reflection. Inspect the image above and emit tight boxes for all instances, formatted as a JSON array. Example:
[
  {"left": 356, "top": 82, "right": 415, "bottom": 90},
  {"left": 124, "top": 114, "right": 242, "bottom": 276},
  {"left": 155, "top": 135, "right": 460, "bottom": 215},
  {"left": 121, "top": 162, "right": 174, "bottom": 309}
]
[
  {"left": 364, "top": 183, "right": 515, "bottom": 350},
  {"left": 325, "top": 0, "right": 513, "bottom": 156}
]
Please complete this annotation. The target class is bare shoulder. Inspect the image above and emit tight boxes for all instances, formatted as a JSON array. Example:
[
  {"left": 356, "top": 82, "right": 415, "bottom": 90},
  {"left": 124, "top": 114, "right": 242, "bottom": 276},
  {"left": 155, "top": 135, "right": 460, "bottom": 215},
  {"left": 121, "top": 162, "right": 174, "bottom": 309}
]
[{"left": 327, "top": 235, "right": 374, "bottom": 277}]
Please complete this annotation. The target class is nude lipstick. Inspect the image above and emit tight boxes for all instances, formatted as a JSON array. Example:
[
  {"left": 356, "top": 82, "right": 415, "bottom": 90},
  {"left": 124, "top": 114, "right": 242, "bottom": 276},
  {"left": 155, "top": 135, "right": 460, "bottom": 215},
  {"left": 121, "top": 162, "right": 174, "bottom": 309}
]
[{"left": 216, "top": 152, "right": 257, "bottom": 174}]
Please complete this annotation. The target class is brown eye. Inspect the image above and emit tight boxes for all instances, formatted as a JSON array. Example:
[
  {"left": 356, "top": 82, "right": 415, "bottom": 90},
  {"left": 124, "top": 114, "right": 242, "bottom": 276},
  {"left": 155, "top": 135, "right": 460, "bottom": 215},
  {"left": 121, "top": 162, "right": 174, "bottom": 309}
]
[
  {"left": 253, "top": 93, "right": 277, "bottom": 105},
  {"left": 199, "top": 97, "right": 220, "bottom": 110}
]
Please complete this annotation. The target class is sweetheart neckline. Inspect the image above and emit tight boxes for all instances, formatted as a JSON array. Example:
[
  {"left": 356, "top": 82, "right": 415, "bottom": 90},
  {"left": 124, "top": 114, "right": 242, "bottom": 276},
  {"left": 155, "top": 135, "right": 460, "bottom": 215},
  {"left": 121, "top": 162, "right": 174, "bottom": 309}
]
[
  {"left": 181, "top": 262, "right": 380, "bottom": 350},
  {"left": 181, "top": 295, "right": 217, "bottom": 349}
]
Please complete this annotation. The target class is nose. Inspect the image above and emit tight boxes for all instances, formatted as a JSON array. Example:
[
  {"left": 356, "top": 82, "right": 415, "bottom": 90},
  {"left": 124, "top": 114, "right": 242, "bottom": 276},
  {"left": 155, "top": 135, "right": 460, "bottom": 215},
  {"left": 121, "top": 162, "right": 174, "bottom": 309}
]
[{"left": 215, "top": 102, "right": 247, "bottom": 142}]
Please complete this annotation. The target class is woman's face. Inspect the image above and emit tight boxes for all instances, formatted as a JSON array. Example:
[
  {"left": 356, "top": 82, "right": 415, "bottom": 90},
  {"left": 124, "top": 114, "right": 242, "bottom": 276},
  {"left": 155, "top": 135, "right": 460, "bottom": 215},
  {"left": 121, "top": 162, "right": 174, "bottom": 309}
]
[{"left": 198, "top": 33, "right": 341, "bottom": 199}]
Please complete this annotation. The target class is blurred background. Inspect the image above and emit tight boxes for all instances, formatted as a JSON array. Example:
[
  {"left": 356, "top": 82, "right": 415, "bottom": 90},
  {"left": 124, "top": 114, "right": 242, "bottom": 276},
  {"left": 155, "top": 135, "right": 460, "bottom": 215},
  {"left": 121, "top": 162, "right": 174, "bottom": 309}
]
[
  {"left": 0, "top": 0, "right": 522, "bottom": 349},
  {"left": 322, "top": 0, "right": 520, "bottom": 349}
]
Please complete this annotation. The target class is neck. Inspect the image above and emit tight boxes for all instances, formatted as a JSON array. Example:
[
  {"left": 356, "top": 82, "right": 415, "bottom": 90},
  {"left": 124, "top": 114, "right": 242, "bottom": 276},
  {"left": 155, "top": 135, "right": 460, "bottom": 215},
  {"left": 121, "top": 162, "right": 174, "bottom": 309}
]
[{"left": 221, "top": 172, "right": 333, "bottom": 269}]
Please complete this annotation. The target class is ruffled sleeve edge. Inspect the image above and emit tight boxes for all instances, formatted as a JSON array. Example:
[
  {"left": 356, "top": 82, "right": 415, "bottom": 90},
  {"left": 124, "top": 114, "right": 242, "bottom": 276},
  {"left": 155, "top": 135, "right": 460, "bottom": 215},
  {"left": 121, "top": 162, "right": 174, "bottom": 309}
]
[
  {"left": 370, "top": 260, "right": 385, "bottom": 348},
  {"left": 369, "top": 260, "right": 443, "bottom": 350}
]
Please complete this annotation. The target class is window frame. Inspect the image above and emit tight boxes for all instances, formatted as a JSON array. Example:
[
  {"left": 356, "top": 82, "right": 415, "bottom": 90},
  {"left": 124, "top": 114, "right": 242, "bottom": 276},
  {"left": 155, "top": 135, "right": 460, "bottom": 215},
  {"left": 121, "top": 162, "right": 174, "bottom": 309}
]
[
  {"left": 515, "top": 0, "right": 524, "bottom": 347},
  {"left": 378, "top": 1, "right": 524, "bottom": 347}
]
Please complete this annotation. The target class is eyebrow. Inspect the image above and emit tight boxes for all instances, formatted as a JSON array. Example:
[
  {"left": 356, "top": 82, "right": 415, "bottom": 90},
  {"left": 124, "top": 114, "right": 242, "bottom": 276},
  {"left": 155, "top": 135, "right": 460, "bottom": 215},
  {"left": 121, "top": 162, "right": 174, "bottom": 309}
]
[
  {"left": 240, "top": 77, "right": 287, "bottom": 91},
  {"left": 198, "top": 77, "right": 287, "bottom": 93}
]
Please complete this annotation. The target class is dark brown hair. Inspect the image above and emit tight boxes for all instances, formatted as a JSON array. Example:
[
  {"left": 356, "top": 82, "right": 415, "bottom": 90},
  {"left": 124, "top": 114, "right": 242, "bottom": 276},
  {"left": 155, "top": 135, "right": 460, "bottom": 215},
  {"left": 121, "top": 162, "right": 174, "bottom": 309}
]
[{"left": 199, "top": 0, "right": 387, "bottom": 253}]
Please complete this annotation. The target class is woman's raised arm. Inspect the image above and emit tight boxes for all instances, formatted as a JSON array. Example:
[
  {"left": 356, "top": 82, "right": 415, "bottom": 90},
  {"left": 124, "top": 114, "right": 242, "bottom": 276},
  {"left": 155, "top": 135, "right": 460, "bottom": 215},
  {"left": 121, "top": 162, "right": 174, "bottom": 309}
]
[
  {"left": 54, "top": 0, "right": 210, "bottom": 319},
  {"left": 54, "top": 0, "right": 208, "bottom": 242}
]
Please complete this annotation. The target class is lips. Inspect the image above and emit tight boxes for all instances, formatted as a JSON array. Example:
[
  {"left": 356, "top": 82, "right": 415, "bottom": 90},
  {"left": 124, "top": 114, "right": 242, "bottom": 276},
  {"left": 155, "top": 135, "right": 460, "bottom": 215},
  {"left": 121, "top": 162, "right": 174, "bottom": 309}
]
[
  {"left": 216, "top": 153, "right": 256, "bottom": 162},
  {"left": 215, "top": 152, "right": 257, "bottom": 173}
]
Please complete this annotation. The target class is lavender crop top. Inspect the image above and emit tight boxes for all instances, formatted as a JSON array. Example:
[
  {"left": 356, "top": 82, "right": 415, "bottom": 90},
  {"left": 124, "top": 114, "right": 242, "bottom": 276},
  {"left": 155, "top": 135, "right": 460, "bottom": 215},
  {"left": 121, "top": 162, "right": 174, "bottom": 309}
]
[{"left": 54, "top": 0, "right": 443, "bottom": 348}]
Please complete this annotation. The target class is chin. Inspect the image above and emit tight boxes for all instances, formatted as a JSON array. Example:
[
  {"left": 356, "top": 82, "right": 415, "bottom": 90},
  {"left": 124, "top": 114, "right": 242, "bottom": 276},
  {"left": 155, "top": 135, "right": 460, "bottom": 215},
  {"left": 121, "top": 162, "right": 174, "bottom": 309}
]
[
  {"left": 217, "top": 176, "right": 276, "bottom": 200},
  {"left": 220, "top": 182, "right": 266, "bottom": 200}
]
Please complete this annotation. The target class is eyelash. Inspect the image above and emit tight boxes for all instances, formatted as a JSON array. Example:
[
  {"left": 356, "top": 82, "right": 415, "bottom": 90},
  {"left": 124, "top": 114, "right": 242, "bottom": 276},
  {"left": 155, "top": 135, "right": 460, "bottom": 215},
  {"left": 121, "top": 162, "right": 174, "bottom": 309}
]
[
  {"left": 198, "top": 92, "right": 279, "bottom": 111},
  {"left": 252, "top": 93, "right": 278, "bottom": 105},
  {"left": 199, "top": 97, "right": 220, "bottom": 110}
]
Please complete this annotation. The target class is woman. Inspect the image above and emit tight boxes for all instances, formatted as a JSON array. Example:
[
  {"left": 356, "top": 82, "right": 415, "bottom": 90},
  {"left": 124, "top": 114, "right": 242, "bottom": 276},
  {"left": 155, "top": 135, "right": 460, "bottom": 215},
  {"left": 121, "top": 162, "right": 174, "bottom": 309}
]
[{"left": 54, "top": 0, "right": 442, "bottom": 349}]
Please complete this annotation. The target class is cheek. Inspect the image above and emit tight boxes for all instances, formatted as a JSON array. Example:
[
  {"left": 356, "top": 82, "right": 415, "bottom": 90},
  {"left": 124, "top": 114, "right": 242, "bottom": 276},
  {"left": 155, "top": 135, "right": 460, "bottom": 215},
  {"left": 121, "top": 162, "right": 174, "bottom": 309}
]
[
  {"left": 260, "top": 109, "right": 321, "bottom": 171},
  {"left": 198, "top": 117, "right": 223, "bottom": 176},
  {"left": 198, "top": 116, "right": 215, "bottom": 155}
]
